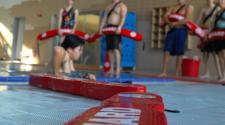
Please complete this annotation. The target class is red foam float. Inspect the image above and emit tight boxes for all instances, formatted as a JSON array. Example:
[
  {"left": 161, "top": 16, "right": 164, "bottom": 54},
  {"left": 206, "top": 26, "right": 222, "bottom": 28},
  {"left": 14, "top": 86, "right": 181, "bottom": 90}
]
[
  {"left": 65, "top": 106, "right": 167, "bottom": 125},
  {"left": 37, "top": 28, "right": 89, "bottom": 41},
  {"left": 88, "top": 27, "right": 143, "bottom": 42},
  {"left": 29, "top": 74, "right": 50, "bottom": 89},
  {"left": 208, "top": 29, "right": 225, "bottom": 41},
  {"left": 30, "top": 74, "right": 167, "bottom": 125},
  {"left": 29, "top": 74, "right": 146, "bottom": 100},
  {"left": 81, "top": 80, "right": 146, "bottom": 100},
  {"left": 48, "top": 77, "right": 83, "bottom": 95},
  {"left": 102, "top": 92, "right": 165, "bottom": 112}
]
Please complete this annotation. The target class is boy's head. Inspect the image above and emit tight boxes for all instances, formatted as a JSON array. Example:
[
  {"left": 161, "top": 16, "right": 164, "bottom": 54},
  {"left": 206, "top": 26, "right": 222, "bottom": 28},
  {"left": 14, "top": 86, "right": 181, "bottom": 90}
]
[
  {"left": 61, "top": 34, "right": 85, "bottom": 61},
  {"left": 67, "top": 0, "right": 74, "bottom": 5}
]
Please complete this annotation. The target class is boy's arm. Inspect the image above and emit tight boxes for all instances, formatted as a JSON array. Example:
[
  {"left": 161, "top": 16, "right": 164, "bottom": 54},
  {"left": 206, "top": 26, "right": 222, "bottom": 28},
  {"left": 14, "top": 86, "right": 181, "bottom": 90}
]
[{"left": 53, "top": 47, "right": 64, "bottom": 76}]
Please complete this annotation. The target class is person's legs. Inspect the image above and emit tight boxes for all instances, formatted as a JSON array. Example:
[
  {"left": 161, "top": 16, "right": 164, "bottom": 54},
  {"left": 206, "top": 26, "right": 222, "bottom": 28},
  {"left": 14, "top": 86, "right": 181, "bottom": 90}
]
[
  {"left": 114, "top": 49, "right": 121, "bottom": 78},
  {"left": 175, "top": 55, "right": 182, "bottom": 76},
  {"left": 106, "top": 35, "right": 115, "bottom": 76},
  {"left": 159, "top": 29, "right": 175, "bottom": 77},
  {"left": 160, "top": 51, "right": 171, "bottom": 77},
  {"left": 221, "top": 50, "right": 225, "bottom": 81},
  {"left": 107, "top": 34, "right": 122, "bottom": 78},
  {"left": 218, "top": 50, "right": 225, "bottom": 81},
  {"left": 212, "top": 52, "right": 223, "bottom": 80},
  {"left": 201, "top": 52, "right": 210, "bottom": 79},
  {"left": 173, "top": 27, "right": 187, "bottom": 77},
  {"left": 109, "top": 50, "right": 115, "bottom": 77}
]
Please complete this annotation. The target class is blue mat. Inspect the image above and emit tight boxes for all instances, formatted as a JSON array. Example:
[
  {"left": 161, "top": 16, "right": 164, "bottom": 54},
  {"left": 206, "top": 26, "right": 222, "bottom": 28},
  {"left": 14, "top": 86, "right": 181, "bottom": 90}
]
[
  {"left": 0, "top": 76, "right": 30, "bottom": 82},
  {"left": 96, "top": 73, "right": 176, "bottom": 83},
  {"left": 0, "top": 73, "right": 176, "bottom": 83}
]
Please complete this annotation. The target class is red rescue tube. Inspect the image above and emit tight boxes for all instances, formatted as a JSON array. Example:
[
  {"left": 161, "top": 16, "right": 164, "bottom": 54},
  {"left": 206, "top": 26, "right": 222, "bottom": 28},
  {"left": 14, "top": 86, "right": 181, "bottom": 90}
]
[
  {"left": 37, "top": 28, "right": 89, "bottom": 41},
  {"left": 161, "top": 14, "right": 206, "bottom": 39},
  {"left": 160, "top": 14, "right": 184, "bottom": 28},
  {"left": 168, "top": 14, "right": 185, "bottom": 22},
  {"left": 207, "top": 29, "right": 225, "bottom": 41},
  {"left": 197, "top": 27, "right": 208, "bottom": 49},
  {"left": 186, "top": 21, "right": 206, "bottom": 39},
  {"left": 88, "top": 27, "right": 143, "bottom": 43}
]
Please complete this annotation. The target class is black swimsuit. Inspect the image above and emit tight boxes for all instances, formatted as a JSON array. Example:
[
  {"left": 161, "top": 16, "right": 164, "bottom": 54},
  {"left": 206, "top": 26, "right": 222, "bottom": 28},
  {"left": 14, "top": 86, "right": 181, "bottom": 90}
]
[
  {"left": 61, "top": 7, "right": 75, "bottom": 29},
  {"left": 205, "top": 10, "right": 225, "bottom": 53},
  {"left": 105, "top": 2, "right": 122, "bottom": 51}
]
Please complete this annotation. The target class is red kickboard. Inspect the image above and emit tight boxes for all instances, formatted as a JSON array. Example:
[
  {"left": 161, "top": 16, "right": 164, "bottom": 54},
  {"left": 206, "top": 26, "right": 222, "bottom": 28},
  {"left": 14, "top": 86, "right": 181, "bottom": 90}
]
[
  {"left": 37, "top": 29, "right": 89, "bottom": 41},
  {"left": 80, "top": 80, "right": 147, "bottom": 100},
  {"left": 102, "top": 92, "right": 165, "bottom": 112},
  {"left": 65, "top": 106, "right": 167, "bottom": 125},
  {"left": 29, "top": 74, "right": 50, "bottom": 89},
  {"left": 29, "top": 74, "right": 146, "bottom": 100}
]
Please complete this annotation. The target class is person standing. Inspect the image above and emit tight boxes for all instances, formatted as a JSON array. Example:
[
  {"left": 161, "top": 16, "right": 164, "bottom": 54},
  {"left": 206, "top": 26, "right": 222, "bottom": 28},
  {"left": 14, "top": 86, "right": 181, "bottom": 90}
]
[
  {"left": 99, "top": 0, "right": 128, "bottom": 78},
  {"left": 159, "top": 0, "right": 194, "bottom": 77}
]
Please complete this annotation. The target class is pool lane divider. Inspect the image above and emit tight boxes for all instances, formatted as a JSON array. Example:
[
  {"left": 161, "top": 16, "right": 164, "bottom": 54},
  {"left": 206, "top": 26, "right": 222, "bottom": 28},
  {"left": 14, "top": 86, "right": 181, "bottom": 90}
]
[{"left": 29, "top": 74, "right": 168, "bottom": 125}]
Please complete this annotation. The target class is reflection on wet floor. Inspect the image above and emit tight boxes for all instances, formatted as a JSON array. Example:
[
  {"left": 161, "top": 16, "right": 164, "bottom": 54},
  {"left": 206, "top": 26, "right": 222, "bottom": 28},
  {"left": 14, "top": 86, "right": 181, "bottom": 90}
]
[
  {"left": 0, "top": 85, "right": 100, "bottom": 125},
  {"left": 147, "top": 81, "right": 225, "bottom": 125}
]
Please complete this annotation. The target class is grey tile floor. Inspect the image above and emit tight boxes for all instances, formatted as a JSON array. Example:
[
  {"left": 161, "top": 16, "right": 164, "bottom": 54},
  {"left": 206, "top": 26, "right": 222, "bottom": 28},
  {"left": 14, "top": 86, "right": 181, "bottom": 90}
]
[
  {"left": 1, "top": 81, "right": 225, "bottom": 125},
  {"left": 145, "top": 81, "right": 225, "bottom": 125},
  {"left": 0, "top": 85, "right": 100, "bottom": 125}
]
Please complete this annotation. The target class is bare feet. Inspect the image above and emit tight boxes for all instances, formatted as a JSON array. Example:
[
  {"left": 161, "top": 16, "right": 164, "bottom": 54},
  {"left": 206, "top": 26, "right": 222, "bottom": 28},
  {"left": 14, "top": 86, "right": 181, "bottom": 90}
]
[
  {"left": 115, "top": 68, "right": 121, "bottom": 78},
  {"left": 219, "top": 76, "right": 225, "bottom": 82},
  {"left": 175, "top": 71, "right": 181, "bottom": 77},
  {"left": 109, "top": 68, "right": 114, "bottom": 78},
  {"left": 159, "top": 73, "right": 167, "bottom": 77},
  {"left": 86, "top": 74, "right": 96, "bottom": 81},
  {"left": 200, "top": 74, "right": 210, "bottom": 80}
]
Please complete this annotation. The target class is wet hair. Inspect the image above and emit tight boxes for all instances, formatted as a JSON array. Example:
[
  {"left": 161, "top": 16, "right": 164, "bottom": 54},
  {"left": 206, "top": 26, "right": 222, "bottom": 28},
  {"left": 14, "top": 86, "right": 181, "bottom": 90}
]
[{"left": 61, "top": 34, "right": 85, "bottom": 50}]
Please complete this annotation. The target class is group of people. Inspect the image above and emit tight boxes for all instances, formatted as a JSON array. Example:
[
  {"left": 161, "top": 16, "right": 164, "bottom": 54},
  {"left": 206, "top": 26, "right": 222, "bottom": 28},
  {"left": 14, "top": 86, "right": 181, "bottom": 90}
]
[
  {"left": 52, "top": 0, "right": 224, "bottom": 82},
  {"left": 197, "top": 0, "right": 225, "bottom": 81},
  {"left": 160, "top": 0, "right": 225, "bottom": 81},
  {"left": 53, "top": 0, "right": 127, "bottom": 80}
]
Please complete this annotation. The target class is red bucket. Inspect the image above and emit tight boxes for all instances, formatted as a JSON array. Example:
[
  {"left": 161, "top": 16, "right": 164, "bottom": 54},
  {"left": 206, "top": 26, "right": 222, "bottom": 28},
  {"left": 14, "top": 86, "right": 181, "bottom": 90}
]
[{"left": 181, "top": 57, "right": 200, "bottom": 77}]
